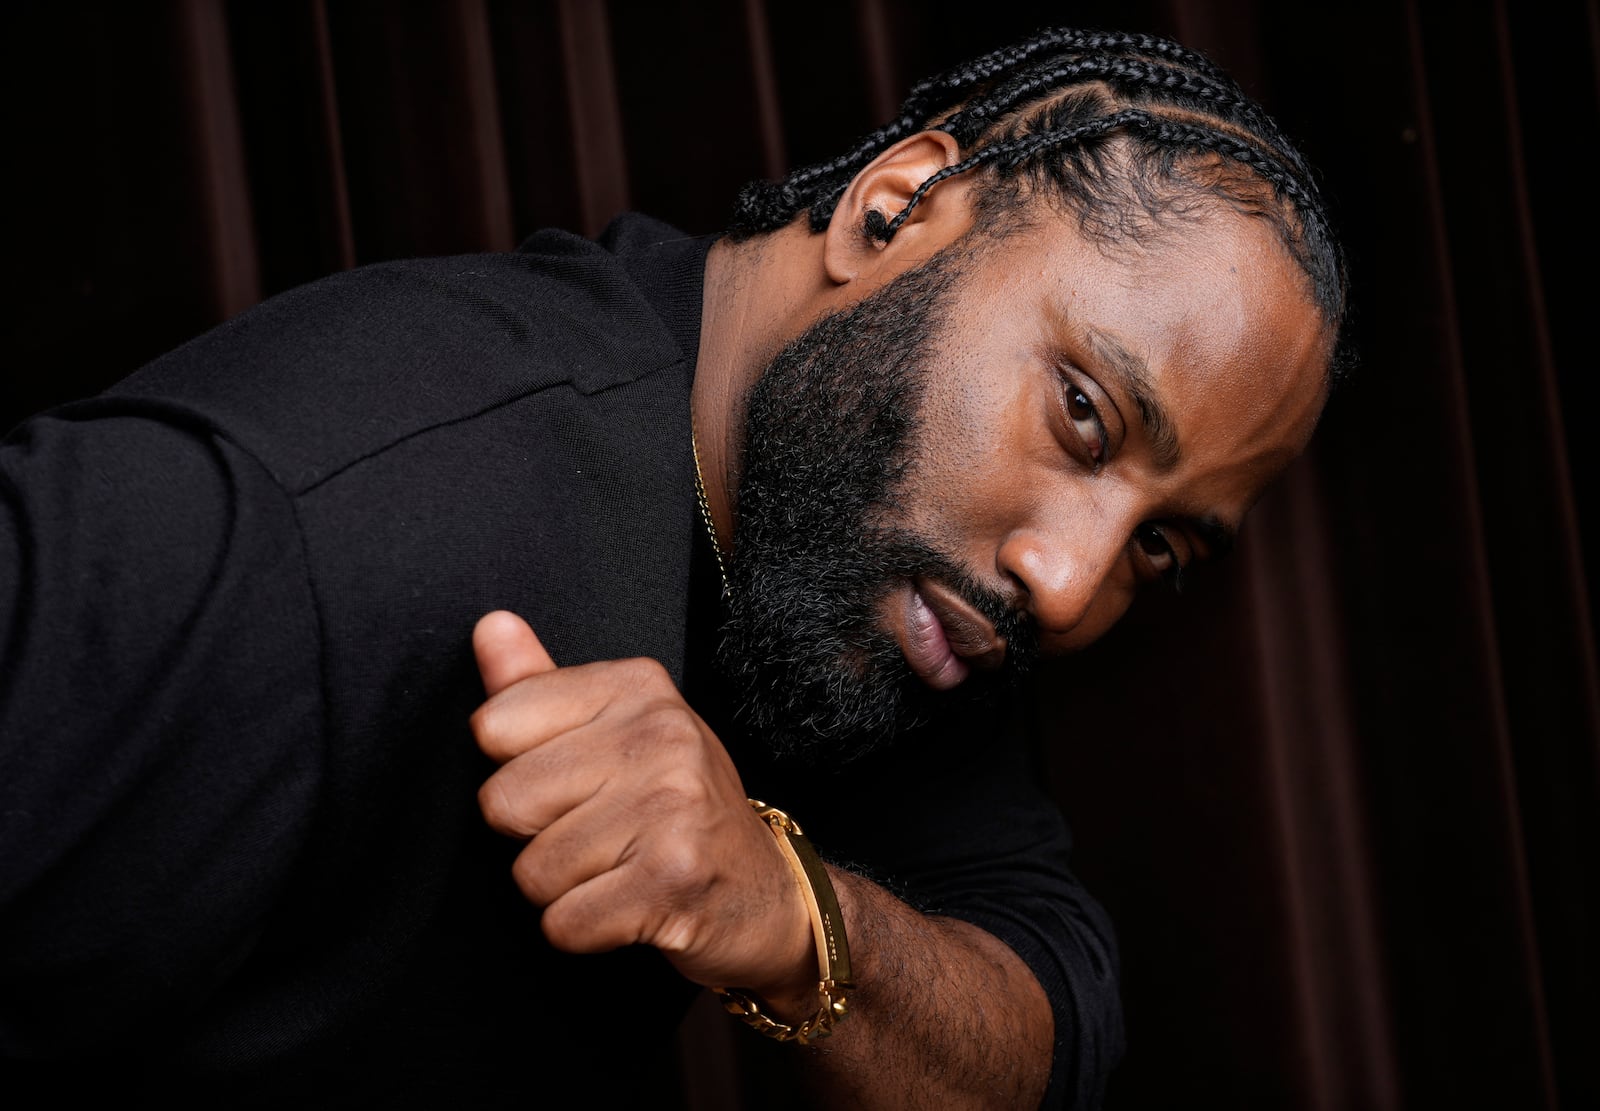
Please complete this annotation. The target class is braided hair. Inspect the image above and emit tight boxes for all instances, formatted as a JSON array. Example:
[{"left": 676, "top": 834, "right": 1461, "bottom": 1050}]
[{"left": 727, "top": 27, "right": 1348, "bottom": 364}]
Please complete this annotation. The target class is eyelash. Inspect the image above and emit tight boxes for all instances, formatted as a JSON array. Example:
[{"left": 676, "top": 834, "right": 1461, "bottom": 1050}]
[
  {"left": 1058, "top": 374, "right": 1107, "bottom": 468},
  {"left": 1135, "top": 523, "right": 1186, "bottom": 592},
  {"left": 1057, "top": 367, "right": 1186, "bottom": 591}
]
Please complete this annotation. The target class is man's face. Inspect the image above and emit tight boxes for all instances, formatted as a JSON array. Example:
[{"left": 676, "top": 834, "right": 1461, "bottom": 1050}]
[{"left": 717, "top": 200, "right": 1331, "bottom": 760}]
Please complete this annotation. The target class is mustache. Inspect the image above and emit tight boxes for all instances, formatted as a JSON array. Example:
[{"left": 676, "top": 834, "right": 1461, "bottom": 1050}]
[{"left": 872, "top": 529, "right": 1041, "bottom": 680}]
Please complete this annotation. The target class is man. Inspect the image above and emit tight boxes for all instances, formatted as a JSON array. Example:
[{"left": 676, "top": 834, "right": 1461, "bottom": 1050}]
[{"left": 0, "top": 26, "right": 1345, "bottom": 1110}]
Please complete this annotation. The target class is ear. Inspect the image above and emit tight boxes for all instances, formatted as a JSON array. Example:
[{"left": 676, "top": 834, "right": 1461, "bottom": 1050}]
[{"left": 822, "top": 129, "right": 972, "bottom": 286}]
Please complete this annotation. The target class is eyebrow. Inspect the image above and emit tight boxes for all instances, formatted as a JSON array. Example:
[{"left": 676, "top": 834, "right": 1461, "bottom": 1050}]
[
  {"left": 1078, "top": 325, "right": 1240, "bottom": 560},
  {"left": 1194, "top": 515, "right": 1237, "bottom": 560},
  {"left": 1084, "top": 327, "right": 1181, "bottom": 470}
]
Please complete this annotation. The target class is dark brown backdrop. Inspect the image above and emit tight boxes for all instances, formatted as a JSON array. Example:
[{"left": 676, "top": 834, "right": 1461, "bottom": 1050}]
[{"left": 4, "top": 1, "right": 1596, "bottom": 1108}]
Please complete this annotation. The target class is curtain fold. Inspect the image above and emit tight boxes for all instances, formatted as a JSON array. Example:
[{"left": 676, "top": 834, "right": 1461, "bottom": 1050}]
[{"left": 3, "top": 1, "right": 1593, "bottom": 1107}]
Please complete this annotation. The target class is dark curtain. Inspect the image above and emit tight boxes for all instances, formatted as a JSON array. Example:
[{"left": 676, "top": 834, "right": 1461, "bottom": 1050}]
[{"left": 4, "top": 1, "right": 1595, "bottom": 1108}]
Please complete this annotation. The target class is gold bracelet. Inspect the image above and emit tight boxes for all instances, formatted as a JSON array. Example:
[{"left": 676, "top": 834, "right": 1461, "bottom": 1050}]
[{"left": 714, "top": 800, "right": 853, "bottom": 1045}]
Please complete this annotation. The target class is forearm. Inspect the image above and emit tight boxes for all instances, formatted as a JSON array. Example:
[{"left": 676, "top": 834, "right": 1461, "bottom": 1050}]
[{"left": 760, "top": 867, "right": 1054, "bottom": 1110}]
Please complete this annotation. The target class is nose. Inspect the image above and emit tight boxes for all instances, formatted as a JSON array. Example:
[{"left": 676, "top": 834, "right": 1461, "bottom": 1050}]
[{"left": 995, "top": 515, "right": 1135, "bottom": 648}]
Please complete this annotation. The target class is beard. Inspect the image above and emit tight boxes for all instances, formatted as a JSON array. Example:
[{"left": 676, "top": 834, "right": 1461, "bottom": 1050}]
[{"left": 714, "top": 241, "right": 1039, "bottom": 764}]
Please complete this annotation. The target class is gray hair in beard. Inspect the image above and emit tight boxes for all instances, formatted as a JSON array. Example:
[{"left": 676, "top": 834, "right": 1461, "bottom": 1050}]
[{"left": 715, "top": 240, "right": 1039, "bottom": 764}]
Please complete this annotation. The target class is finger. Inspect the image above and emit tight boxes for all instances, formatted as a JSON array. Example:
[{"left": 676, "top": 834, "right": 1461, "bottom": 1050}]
[
  {"left": 537, "top": 828, "right": 814, "bottom": 990},
  {"left": 477, "top": 741, "right": 607, "bottom": 839},
  {"left": 474, "top": 610, "right": 557, "bottom": 696},
  {"left": 471, "top": 656, "right": 673, "bottom": 762},
  {"left": 538, "top": 866, "right": 661, "bottom": 957},
  {"left": 504, "top": 792, "right": 637, "bottom": 905}
]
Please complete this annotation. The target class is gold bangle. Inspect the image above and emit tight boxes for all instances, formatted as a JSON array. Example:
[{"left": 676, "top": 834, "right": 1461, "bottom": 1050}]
[{"left": 714, "top": 799, "right": 853, "bottom": 1045}]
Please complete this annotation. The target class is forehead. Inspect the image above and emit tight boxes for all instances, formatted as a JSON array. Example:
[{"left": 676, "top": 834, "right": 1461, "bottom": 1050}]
[
  {"left": 969, "top": 201, "right": 1327, "bottom": 356},
  {"left": 960, "top": 204, "right": 1331, "bottom": 498}
]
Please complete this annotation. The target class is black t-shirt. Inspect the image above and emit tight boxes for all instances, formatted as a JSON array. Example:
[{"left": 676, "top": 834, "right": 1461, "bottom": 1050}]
[{"left": 0, "top": 214, "right": 1121, "bottom": 1108}]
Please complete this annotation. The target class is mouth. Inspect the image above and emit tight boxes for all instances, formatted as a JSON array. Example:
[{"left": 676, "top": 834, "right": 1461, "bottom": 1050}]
[{"left": 892, "top": 576, "right": 1008, "bottom": 691}]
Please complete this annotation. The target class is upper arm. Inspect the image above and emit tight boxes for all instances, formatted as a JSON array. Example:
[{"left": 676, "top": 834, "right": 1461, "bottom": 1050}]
[{"left": 0, "top": 407, "right": 326, "bottom": 1056}]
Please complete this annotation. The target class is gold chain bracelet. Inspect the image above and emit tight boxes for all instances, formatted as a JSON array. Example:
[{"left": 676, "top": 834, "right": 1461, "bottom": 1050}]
[{"left": 713, "top": 800, "right": 853, "bottom": 1045}]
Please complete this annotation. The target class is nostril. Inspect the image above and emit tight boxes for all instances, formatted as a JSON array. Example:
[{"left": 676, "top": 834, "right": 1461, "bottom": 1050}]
[{"left": 996, "top": 527, "right": 1129, "bottom": 641}]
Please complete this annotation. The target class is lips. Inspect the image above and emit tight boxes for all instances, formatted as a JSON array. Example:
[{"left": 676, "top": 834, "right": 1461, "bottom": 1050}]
[{"left": 895, "top": 577, "right": 1007, "bottom": 690}]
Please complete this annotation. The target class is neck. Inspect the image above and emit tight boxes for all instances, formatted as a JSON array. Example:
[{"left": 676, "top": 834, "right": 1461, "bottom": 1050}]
[{"left": 689, "top": 221, "right": 834, "bottom": 557}]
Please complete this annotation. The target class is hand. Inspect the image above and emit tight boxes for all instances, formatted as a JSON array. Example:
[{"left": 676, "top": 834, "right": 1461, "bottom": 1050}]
[{"left": 470, "top": 611, "right": 816, "bottom": 999}]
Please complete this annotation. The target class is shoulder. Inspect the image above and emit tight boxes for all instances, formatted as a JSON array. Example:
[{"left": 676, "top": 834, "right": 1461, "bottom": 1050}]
[{"left": 103, "top": 223, "right": 691, "bottom": 494}]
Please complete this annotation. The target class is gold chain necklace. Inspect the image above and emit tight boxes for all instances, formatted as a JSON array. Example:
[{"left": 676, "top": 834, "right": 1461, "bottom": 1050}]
[{"left": 691, "top": 424, "right": 731, "bottom": 597}]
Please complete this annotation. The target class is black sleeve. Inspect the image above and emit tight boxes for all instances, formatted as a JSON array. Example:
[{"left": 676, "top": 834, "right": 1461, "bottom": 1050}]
[
  {"left": 897, "top": 738, "right": 1124, "bottom": 1111},
  {"left": 0, "top": 402, "right": 325, "bottom": 1058},
  {"left": 770, "top": 705, "right": 1124, "bottom": 1111}
]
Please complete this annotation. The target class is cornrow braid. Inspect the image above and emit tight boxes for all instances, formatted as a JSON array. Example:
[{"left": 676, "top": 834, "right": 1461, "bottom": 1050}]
[
  {"left": 940, "top": 55, "right": 1279, "bottom": 156},
  {"left": 882, "top": 109, "right": 1155, "bottom": 238},
  {"left": 898, "top": 28, "right": 1229, "bottom": 118},
  {"left": 732, "top": 29, "right": 1232, "bottom": 234},
  {"left": 726, "top": 24, "right": 1347, "bottom": 359}
]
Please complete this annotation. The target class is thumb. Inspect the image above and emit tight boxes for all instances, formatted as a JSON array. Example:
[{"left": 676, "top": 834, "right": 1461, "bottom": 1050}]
[{"left": 473, "top": 610, "right": 558, "bottom": 696}]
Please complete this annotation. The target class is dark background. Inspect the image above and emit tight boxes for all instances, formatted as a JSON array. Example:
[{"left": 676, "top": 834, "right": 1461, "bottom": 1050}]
[{"left": 4, "top": 1, "right": 1595, "bottom": 1108}]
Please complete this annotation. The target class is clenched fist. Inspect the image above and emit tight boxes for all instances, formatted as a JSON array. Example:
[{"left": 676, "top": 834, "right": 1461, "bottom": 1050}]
[{"left": 470, "top": 610, "right": 817, "bottom": 1005}]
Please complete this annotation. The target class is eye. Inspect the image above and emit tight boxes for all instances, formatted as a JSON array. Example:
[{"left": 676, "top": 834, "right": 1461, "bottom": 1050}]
[
  {"left": 1134, "top": 523, "right": 1184, "bottom": 588},
  {"left": 1057, "top": 376, "right": 1107, "bottom": 466}
]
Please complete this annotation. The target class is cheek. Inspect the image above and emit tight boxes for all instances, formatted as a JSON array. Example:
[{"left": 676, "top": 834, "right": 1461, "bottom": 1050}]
[
  {"left": 901, "top": 357, "right": 1046, "bottom": 536},
  {"left": 896, "top": 439, "right": 1033, "bottom": 559}
]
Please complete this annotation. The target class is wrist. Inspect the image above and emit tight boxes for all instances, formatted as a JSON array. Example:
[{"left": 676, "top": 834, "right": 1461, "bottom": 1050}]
[
  {"left": 748, "top": 952, "right": 825, "bottom": 1023},
  {"left": 738, "top": 826, "right": 820, "bottom": 1012},
  {"left": 715, "top": 800, "right": 854, "bottom": 1045}
]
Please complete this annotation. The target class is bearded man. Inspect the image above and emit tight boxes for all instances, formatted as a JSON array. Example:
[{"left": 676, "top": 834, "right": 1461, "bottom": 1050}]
[{"left": 0, "top": 26, "right": 1346, "bottom": 1111}]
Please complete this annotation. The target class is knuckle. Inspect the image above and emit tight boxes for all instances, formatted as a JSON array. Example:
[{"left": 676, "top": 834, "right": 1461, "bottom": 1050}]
[
  {"left": 539, "top": 902, "right": 577, "bottom": 952},
  {"left": 636, "top": 703, "right": 699, "bottom": 751},
  {"left": 620, "top": 656, "right": 671, "bottom": 690},
  {"left": 539, "top": 899, "right": 603, "bottom": 955},
  {"left": 650, "top": 840, "right": 713, "bottom": 900},
  {"left": 469, "top": 700, "right": 511, "bottom": 759},
  {"left": 650, "top": 765, "right": 713, "bottom": 812},
  {"left": 511, "top": 847, "right": 551, "bottom": 905},
  {"left": 477, "top": 776, "right": 519, "bottom": 834}
]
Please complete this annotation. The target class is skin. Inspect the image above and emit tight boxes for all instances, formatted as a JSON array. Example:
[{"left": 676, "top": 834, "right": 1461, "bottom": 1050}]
[{"left": 471, "top": 130, "right": 1333, "bottom": 1108}]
